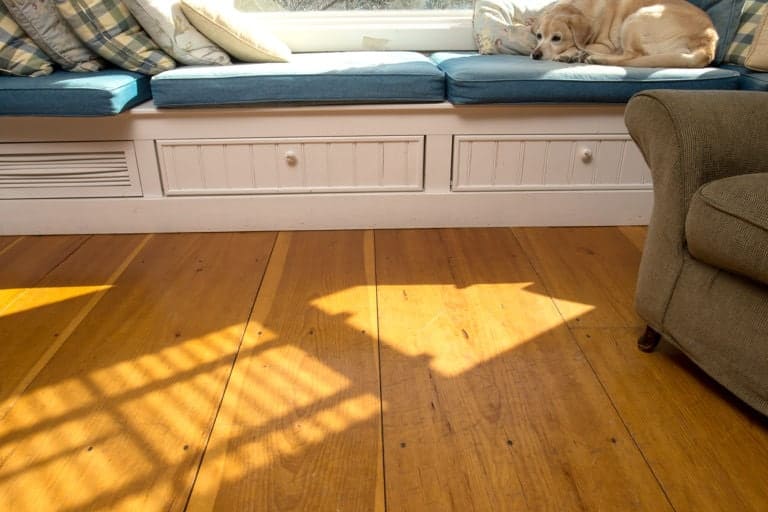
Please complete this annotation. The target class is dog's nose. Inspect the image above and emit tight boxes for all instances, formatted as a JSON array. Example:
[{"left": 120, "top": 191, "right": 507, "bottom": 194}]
[{"left": 531, "top": 50, "right": 542, "bottom": 60}]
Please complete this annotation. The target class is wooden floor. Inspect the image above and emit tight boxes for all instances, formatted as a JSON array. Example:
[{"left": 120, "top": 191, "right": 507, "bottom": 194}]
[{"left": 1, "top": 228, "right": 767, "bottom": 511}]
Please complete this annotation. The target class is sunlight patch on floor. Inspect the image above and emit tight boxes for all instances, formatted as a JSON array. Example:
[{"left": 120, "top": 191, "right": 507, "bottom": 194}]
[
  {"left": 0, "top": 286, "right": 112, "bottom": 316},
  {"left": 376, "top": 282, "right": 595, "bottom": 377},
  {"left": 0, "top": 323, "right": 249, "bottom": 511}
]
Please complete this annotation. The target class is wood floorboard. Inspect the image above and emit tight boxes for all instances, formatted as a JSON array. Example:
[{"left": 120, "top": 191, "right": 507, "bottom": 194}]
[
  {"left": 0, "top": 233, "right": 275, "bottom": 512},
  {"left": 2, "top": 227, "right": 767, "bottom": 512},
  {"left": 513, "top": 227, "right": 645, "bottom": 329},
  {"left": 375, "top": 228, "right": 671, "bottom": 511},
  {"left": 522, "top": 225, "right": 768, "bottom": 511},
  {"left": 0, "top": 236, "right": 22, "bottom": 256},
  {"left": 187, "top": 231, "right": 383, "bottom": 512},
  {"left": 574, "top": 328, "right": 768, "bottom": 512},
  {"left": 617, "top": 226, "right": 647, "bottom": 253},
  {"left": 0, "top": 235, "right": 90, "bottom": 311},
  {"left": 0, "top": 234, "right": 149, "bottom": 420}
]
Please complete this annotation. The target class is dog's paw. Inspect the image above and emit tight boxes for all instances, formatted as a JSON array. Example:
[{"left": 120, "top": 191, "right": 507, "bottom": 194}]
[
  {"left": 573, "top": 50, "right": 591, "bottom": 63},
  {"left": 555, "top": 53, "right": 578, "bottom": 63},
  {"left": 556, "top": 50, "right": 590, "bottom": 63},
  {"left": 583, "top": 54, "right": 600, "bottom": 64}
]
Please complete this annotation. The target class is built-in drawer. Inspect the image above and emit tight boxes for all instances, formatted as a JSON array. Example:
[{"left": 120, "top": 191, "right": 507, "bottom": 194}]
[
  {"left": 157, "top": 136, "right": 425, "bottom": 196},
  {"left": 452, "top": 135, "right": 651, "bottom": 191},
  {"left": 0, "top": 141, "right": 142, "bottom": 199}
]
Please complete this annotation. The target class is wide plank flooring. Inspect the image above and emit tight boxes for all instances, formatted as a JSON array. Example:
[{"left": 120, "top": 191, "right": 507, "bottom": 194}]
[{"left": 1, "top": 228, "right": 766, "bottom": 512}]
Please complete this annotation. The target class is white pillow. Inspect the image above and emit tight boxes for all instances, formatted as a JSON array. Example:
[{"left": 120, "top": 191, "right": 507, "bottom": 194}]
[
  {"left": 123, "top": 0, "right": 231, "bottom": 66},
  {"left": 180, "top": 0, "right": 290, "bottom": 63},
  {"left": 473, "top": 0, "right": 553, "bottom": 55}
]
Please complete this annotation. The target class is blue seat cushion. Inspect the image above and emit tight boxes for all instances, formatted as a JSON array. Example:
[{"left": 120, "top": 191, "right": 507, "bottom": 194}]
[
  {"left": 151, "top": 51, "right": 446, "bottom": 107},
  {"left": 0, "top": 70, "right": 151, "bottom": 116},
  {"left": 432, "top": 53, "right": 740, "bottom": 104},
  {"left": 721, "top": 65, "right": 768, "bottom": 91}
]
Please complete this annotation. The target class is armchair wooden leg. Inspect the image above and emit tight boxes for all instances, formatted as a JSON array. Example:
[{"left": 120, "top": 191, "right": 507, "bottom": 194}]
[{"left": 638, "top": 326, "right": 661, "bottom": 353}]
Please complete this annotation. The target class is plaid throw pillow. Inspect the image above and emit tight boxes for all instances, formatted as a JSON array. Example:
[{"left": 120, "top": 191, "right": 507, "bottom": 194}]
[
  {"left": 0, "top": 3, "right": 54, "bottom": 76},
  {"left": 726, "top": 0, "right": 768, "bottom": 65},
  {"left": 2, "top": 0, "right": 104, "bottom": 72},
  {"left": 55, "top": 0, "right": 176, "bottom": 75}
]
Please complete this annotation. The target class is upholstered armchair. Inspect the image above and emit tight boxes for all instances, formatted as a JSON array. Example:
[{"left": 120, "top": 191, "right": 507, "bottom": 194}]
[{"left": 625, "top": 90, "right": 768, "bottom": 416}]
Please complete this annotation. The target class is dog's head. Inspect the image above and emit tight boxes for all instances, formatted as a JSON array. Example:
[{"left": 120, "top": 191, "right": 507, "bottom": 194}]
[{"left": 531, "top": 4, "right": 593, "bottom": 61}]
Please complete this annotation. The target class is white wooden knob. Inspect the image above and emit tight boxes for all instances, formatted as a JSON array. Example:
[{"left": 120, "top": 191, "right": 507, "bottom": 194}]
[
  {"left": 580, "top": 148, "right": 593, "bottom": 163},
  {"left": 284, "top": 150, "right": 298, "bottom": 165}
]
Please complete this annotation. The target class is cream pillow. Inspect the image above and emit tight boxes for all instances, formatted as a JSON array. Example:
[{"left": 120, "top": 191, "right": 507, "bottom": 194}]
[
  {"left": 180, "top": 0, "right": 290, "bottom": 63},
  {"left": 473, "top": 0, "right": 552, "bottom": 55},
  {"left": 123, "top": 0, "right": 230, "bottom": 66}
]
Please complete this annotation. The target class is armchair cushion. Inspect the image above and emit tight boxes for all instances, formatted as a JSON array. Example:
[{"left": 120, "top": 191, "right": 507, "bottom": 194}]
[{"left": 686, "top": 173, "right": 768, "bottom": 286}]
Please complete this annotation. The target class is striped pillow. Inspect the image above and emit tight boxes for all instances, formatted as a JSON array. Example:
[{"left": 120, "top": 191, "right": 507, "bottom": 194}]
[
  {"left": 0, "top": 3, "right": 54, "bottom": 76},
  {"left": 55, "top": 0, "right": 176, "bottom": 75},
  {"left": 726, "top": 0, "right": 768, "bottom": 66}
]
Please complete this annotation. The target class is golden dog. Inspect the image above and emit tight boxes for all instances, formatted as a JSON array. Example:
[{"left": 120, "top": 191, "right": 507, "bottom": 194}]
[{"left": 531, "top": 0, "right": 718, "bottom": 67}]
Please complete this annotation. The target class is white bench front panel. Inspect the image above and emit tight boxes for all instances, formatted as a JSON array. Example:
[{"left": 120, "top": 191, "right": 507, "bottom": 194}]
[
  {"left": 452, "top": 135, "right": 651, "bottom": 191},
  {"left": 157, "top": 136, "right": 424, "bottom": 196}
]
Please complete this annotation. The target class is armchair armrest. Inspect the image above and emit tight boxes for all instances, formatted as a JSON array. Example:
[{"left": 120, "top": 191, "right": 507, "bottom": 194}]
[{"left": 624, "top": 90, "right": 768, "bottom": 327}]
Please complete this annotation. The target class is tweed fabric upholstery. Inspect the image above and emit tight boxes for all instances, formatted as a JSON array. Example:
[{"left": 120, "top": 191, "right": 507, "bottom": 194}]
[
  {"left": 687, "top": 173, "right": 768, "bottom": 286},
  {"left": 666, "top": 258, "right": 768, "bottom": 415},
  {"left": 625, "top": 90, "right": 768, "bottom": 325},
  {"left": 625, "top": 90, "right": 768, "bottom": 417}
]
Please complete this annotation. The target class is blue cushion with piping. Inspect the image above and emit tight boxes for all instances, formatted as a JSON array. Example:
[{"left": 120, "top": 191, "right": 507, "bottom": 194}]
[
  {"left": 151, "top": 51, "right": 446, "bottom": 107},
  {"left": 432, "top": 53, "right": 740, "bottom": 104},
  {"left": 0, "top": 69, "right": 151, "bottom": 116},
  {"left": 721, "top": 64, "right": 768, "bottom": 90}
]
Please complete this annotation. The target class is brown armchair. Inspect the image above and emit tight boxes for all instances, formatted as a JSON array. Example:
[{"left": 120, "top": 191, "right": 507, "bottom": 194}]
[{"left": 625, "top": 90, "right": 768, "bottom": 416}]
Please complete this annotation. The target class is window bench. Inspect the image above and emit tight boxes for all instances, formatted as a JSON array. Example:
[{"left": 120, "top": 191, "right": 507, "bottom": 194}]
[{"left": 1, "top": 51, "right": 759, "bottom": 235}]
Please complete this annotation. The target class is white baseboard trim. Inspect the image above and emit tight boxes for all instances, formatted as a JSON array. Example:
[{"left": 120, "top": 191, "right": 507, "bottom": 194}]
[{"left": 0, "top": 189, "right": 651, "bottom": 235}]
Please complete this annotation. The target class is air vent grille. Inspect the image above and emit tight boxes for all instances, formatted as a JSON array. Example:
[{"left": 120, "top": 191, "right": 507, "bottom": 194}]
[{"left": 0, "top": 142, "right": 142, "bottom": 198}]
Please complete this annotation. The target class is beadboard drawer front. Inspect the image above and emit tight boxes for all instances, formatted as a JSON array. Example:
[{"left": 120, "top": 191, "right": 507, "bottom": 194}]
[
  {"left": 157, "top": 136, "right": 425, "bottom": 196},
  {"left": 452, "top": 135, "right": 651, "bottom": 191},
  {"left": 0, "top": 141, "right": 142, "bottom": 199}
]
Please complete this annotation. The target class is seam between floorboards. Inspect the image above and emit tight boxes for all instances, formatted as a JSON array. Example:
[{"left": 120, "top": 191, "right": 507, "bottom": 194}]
[
  {"left": 0, "top": 235, "right": 25, "bottom": 258},
  {"left": 508, "top": 227, "right": 678, "bottom": 512},
  {"left": 568, "top": 326, "right": 678, "bottom": 512},
  {"left": 181, "top": 232, "right": 281, "bottom": 512},
  {"left": 0, "top": 234, "right": 149, "bottom": 422},
  {"left": 372, "top": 229, "right": 388, "bottom": 512},
  {"left": 0, "top": 235, "right": 91, "bottom": 317}
]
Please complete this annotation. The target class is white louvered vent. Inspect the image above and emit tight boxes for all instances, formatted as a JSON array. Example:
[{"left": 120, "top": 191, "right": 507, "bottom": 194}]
[{"left": 0, "top": 142, "right": 142, "bottom": 199}]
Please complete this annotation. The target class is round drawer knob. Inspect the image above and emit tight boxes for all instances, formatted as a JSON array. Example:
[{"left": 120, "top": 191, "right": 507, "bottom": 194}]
[
  {"left": 580, "top": 147, "right": 593, "bottom": 163},
  {"left": 284, "top": 150, "right": 298, "bottom": 166}
]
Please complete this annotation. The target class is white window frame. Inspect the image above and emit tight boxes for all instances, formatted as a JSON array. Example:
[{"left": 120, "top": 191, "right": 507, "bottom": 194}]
[{"left": 251, "top": 9, "right": 475, "bottom": 52}]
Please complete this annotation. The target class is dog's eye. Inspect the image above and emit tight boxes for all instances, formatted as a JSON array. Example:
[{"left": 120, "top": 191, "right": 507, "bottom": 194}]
[
  {"left": 536, "top": 33, "right": 542, "bottom": 40},
  {"left": 552, "top": 35, "right": 562, "bottom": 42}
]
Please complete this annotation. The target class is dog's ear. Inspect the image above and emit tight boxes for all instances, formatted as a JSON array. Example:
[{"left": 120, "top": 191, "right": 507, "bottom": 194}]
[{"left": 563, "top": 10, "right": 593, "bottom": 48}]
